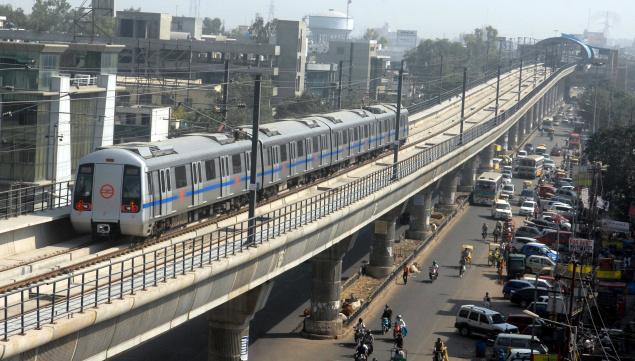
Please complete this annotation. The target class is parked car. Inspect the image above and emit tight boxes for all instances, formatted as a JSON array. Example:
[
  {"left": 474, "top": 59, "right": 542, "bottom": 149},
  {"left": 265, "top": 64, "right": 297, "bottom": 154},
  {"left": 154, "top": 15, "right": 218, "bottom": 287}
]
[
  {"left": 525, "top": 255, "right": 556, "bottom": 274},
  {"left": 535, "top": 231, "right": 572, "bottom": 251},
  {"left": 455, "top": 305, "right": 518, "bottom": 337},
  {"left": 510, "top": 287, "right": 550, "bottom": 308},
  {"left": 492, "top": 200, "right": 513, "bottom": 220},
  {"left": 515, "top": 225, "right": 542, "bottom": 238},
  {"left": 528, "top": 218, "right": 558, "bottom": 231},
  {"left": 506, "top": 314, "right": 545, "bottom": 334},
  {"left": 540, "top": 215, "right": 571, "bottom": 231},
  {"left": 519, "top": 201, "right": 536, "bottom": 217},
  {"left": 511, "top": 236, "right": 537, "bottom": 251},
  {"left": 520, "top": 242, "right": 558, "bottom": 262},
  {"left": 555, "top": 188, "right": 577, "bottom": 201},
  {"left": 505, "top": 348, "right": 541, "bottom": 361},
  {"left": 492, "top": 334, "right": 548, "bottom": 358},
  {"left": 521, "top": 276, "right": 552, "bottom": 290},
  {"left": 517, "top": 150, "right": 528, "bottom": 158}
]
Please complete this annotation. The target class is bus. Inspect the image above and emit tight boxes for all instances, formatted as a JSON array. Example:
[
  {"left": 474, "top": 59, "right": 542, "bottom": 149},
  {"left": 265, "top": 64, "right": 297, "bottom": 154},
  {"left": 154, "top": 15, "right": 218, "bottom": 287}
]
[
  {"left": 568, "top": 132, "right": 581, "bottom": 152},
  {"left": 516, "top": 155, "right": 544, "bottom": 178},
  {"left": 473, "top": 172, "right": 503, "bottom": 205}
]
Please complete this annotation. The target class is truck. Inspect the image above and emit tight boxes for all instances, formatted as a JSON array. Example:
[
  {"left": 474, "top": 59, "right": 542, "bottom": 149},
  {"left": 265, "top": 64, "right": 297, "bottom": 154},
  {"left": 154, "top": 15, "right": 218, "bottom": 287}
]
[{"left": 506, "top": 254, "right": 526, "bottom": 279}]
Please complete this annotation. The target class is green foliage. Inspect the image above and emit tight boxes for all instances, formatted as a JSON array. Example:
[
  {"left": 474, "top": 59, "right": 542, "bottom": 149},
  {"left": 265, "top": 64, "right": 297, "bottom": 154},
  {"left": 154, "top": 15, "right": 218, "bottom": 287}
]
[
  {"left": 0, "top": 4, "right": 29, "bottom": 28},
  {"left": 577, "top": 85, "right": 635, "bottom": 129},
  {"left": 202, "top": 17, "right": 223, "bottom": 35},
  {"left": 248, "top": 14, "right": 276, "bottom": 43},
  {"left": 584, "top": 125, "right": 635, "bottom": 220},
  {"left": 274, "top": 93, "right": 331, "bottom": 119},
  {"left": 29, "top": 0, "right": 73, "bottom": 32}
]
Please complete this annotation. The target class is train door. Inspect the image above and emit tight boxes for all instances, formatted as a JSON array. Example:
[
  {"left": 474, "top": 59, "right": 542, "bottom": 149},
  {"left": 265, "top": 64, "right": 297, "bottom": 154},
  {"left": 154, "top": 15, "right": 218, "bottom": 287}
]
[
  {"left": 190, "top": 161, "right": 203, "bottom": 205},
  {"left": 219, "top": 155, "right": 231, "bottom": 197},
  {"left": 289, "top": 142, "right": 297, "bottom": 176},
  {"left": 92, "top": 163, "right": 123, "bottom": 222},
  {"left": 159, "top": 168, "right": 173, "bottom": 215},
  {"left": 305, "top": 138, "right": 313, "bottom": 171},
  {"left": 245, "top": 152, "right": 251, "bottom": 191},
  {"left": 271, "top": 146, "right": 281, "bottom": 183}
]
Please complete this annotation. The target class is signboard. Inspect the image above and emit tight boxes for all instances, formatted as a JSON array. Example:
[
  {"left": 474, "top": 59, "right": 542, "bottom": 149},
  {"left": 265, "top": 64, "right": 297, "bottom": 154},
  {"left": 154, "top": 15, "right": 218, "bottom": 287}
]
[
  {"left": 596, "top": 270, "right": 622, "bottom": 280},
  {"left": 532, "top": 354, "right": 560, "bottom": 361},
  {"left": 568, "top": 238, "right": 594, "bottom": 254},
  {"left": 600, "top": 219, "right": 630, "bottom": 233},
  {"left": 240, "top": 336, "right": 249, "bottom": 360},
  {"left": 100, "top": 184, "right": 114, "bottom": 199}
]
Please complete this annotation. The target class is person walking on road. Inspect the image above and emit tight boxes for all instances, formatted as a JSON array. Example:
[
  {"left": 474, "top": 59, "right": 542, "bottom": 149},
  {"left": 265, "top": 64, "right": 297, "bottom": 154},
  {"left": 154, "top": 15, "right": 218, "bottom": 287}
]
[
  {"left": 483, "top": 292, "right": 491, "bottom": 308},
  {"left": 402, "top": 264, "right": 410, "bottom": 285}
]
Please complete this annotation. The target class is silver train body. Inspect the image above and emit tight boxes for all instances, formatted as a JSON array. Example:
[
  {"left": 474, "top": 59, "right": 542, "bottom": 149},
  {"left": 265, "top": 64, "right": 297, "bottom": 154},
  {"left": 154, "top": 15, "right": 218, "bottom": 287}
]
[{"left": 70, "top": 105, "right": 408, "bottom": 238}]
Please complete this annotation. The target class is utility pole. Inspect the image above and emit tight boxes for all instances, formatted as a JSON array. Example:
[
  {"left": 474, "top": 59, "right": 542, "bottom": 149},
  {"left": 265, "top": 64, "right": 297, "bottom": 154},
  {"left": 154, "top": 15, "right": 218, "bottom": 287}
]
[
  {"left": 459, "top": 67, "right": 467, "bottom": 145},
  {"left": 337, "top": 60, "right": 343, "bottom": 110},
  {"left": 247, "top": 75, "right": 261, "bottom": 246},
  {"left": 221, "top": 60, "right": 230, "bottom": 124},
  {"left": 392, "top": 62, "right": 404, "bottom": 180},
  {"left": 518, "top": 58, "right": 523, "bottom": 102},
  {"left": 495, "top": 65, "right": 501, "bottom": 117},
  {"left": 533, "top": 50, "right": 538, "bottom": 87},
  {"left": 569, "top": 261, "right": 577, "bottom": 321},
  {"left": 438, "top": 54, "right": 444, "bottom": 104},
  {"left": 544, "top": 48, "right": 548, "bottom": 82},
  {"left": 592, "top": 86, "right": 598, "bottom": 132}
]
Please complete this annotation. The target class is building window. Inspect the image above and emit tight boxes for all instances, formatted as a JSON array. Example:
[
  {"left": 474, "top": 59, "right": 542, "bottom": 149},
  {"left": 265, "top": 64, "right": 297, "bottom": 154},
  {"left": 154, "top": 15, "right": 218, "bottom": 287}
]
[
  {"left": 337, "top": 47, "right": 345, "bottom": 55},
  {"left": 141, "top": 114, "right": 150, "bottom": 126},
  {"left": 139, "top": 94, "right": 152, "bottom": 104},
  {"left": 125, "top": 114, "right": 136, "bottom": 125},
  {"left": 295, "top": 76, "right": 300, "bottom": 92},
  {"left": 297, "top": 56, "right": 301, "bottom": 73}
]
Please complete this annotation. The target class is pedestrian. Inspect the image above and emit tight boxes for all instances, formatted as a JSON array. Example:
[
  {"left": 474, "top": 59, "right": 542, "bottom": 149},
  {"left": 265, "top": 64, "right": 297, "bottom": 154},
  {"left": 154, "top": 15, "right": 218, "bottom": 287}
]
[
  {"left": 483, "top": 292, "right": 491, "bottom": 308},
  {"left": 402, "top": 264, "right": 410, "bottom": 285}
]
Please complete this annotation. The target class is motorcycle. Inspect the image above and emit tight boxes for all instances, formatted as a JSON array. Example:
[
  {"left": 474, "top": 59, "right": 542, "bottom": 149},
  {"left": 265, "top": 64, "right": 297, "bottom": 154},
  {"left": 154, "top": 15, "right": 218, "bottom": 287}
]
[
  {"left": 481, "top": 230, "right": 487, "bottom": 240},
  {"left": 354, "top": 328, "right": 365, "bottom": 345},
  {"left": 459, "top": 263, "right": 466, "bottom": 278},
  {"left": 429, "top": 266, "right": 439, "bottom": 281},
  {"left": 381, "top": 317, "right": 391, "bottom": 334}
]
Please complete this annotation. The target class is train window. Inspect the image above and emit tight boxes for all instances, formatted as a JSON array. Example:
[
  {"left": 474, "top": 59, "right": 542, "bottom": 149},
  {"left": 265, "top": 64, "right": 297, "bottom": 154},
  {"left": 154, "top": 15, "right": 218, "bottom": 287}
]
[
  {"left": 197, "top": 163, "right": 202, "bottom": 183},
  {"left": 166, "top": 169, "right": 171, "bottom": 191},
  {"left": 354, "top": 128, "right": 359, "bottom": 141},
  {"left": 343, "top": 131, "right": 348, "bottom": 144},
  {"left": 364, "top": 125, "right": 369, "bottom": 138},
  {"left": 280, "top": 144, "right": 288, "bottom": 161},
  {"left": 297, "top": 140, "right": 304, "bottom": 156},
  {"left": 312, "top": 136, "right": 319, "bottom": 153},
  {"left": 205, "top": 160, "right": 216, "bottom": 180},
  {"left": 175, "top": 166, "right": 188, "bottom": 188},
  {"left": 267, "top": 148, "right": 273, "bottom": 165},
  {"left": 321, "top": 135, "right": 327, "bottom": 149},
  {"left": 232, "top": 154, "right": 242, "bottom": 174},
  {"left": 122, "top": 166, "right": 142, "bottom": 199}
]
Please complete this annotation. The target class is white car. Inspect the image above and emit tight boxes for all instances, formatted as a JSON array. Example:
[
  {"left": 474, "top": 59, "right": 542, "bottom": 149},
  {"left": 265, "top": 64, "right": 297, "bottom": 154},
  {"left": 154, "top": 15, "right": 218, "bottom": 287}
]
[
  {"left": 502, "top": 184, "right": 515, "bottom": 199},
  {"left": 491, "top": 200, "right": 513, "bottom": 220},
  {"left": 517, "top": 150, "right": 528, "bottom": 158},
  {"left": 519, "top": 201, "right": 536, "bottom": 217},
  {"left": 540, "top": 215, "right": 572, "bottom": 231},
  {"left": 525, "top": 255, "right": 556, "bottom": 274},
  {"left": 502, "top": 172, "right": 512, "bottom": 184}
]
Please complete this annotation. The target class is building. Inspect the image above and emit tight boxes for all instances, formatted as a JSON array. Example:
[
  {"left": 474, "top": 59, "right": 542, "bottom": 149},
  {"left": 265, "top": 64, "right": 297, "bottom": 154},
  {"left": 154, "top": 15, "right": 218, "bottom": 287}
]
[
  {"left": 272, "top": 20, "right": 307, "bottom": 100},
  {"left": 318, "top": 40, "right": 380, "bottom": 100},
  {"left": 116, "top": 11, "right": 172, "bottom": 40},
  {"left": 170, "top": 16, "right": 202, "bottom": 40},
  {"left": 0, "top": 42, "right": 123, "bottom": 186},
  {"left": 114, "top": 105, "right": 170, "bottom": 143},
  {"left": 305, "top": 9, "right": 353, "bottom": 54},
  {"left": 305, "top": 62, "right": 338, "bottom": 103},
  {"left": 377, "top": 27, "right": 418, "bottom": 62}
]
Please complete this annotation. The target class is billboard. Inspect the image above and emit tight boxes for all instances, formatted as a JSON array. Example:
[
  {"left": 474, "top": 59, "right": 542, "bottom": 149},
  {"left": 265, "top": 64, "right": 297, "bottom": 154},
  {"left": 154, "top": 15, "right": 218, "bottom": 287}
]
[{"left": 568, "top": 238, "right": 593, "bottom": 254}]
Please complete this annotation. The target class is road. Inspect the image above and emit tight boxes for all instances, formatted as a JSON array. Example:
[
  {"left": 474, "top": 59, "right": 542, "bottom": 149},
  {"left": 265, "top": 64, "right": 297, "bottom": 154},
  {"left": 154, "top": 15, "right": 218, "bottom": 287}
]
[{"left": 112, "top": 112, "right": 569, "bottom": 361}]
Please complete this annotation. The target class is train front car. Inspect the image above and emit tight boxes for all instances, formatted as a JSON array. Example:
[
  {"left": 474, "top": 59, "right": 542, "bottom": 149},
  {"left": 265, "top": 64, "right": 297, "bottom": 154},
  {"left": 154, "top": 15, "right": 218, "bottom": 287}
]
[{"left": 71, "top": 148, "right": 147, "bottom": 239}]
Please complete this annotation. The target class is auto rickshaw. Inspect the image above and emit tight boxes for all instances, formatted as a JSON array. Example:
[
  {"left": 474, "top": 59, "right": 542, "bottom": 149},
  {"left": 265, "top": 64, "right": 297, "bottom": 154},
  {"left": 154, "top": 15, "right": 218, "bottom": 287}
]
[
  {"left": 522, "top": 180, "right": 533, "bottom": 190},
  {"left": 487, "top": 242, "right": 501, "bottom": 266},
  {"left": 461, "top": 244, "right": 474, "bottom": 266}
]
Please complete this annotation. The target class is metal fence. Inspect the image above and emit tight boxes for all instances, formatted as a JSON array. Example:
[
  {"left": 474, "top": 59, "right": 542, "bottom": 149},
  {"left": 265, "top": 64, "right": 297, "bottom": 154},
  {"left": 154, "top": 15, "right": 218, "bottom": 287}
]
[
  {"left": 0, "top": 64, "right": 575, "bottom": 341},
  {"left": 0, "top": 181, "right": 72, "bottom": 220}
]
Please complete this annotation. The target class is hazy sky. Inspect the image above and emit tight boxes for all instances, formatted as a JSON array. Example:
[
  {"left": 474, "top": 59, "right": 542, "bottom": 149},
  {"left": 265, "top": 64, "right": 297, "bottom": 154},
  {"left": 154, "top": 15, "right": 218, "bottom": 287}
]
[{"left": 5, "top": 0, "right": 635, "bottom": 40}]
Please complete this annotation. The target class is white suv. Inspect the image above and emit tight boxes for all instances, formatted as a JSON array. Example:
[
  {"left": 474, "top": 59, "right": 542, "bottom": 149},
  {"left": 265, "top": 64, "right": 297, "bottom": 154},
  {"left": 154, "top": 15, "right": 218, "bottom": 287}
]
[
  {"left": 455, "top": 305, "right": 518, "bottom": 337},
  {"left": 492, "top": 200, "right": 512, "bottom": 220}
]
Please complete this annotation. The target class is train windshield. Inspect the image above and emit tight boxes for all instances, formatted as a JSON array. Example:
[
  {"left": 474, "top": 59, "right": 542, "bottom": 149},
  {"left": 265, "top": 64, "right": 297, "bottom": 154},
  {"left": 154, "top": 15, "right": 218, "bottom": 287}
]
[
  {"left": 121, "top": 165, "right": 141, "bottom": 213},
  {"left": 73, "top": 164, "right": 94, "bottom": 211}
]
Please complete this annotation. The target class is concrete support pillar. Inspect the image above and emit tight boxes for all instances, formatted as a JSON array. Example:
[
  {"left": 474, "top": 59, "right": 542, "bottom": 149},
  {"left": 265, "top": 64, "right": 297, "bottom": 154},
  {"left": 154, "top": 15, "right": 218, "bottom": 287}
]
[
  {"left": 508, "top": 126, "right": 517, "bottom": 150},
  {"left": 458, "top": 158, "right": 477, "bottom": 192},
  {"left": 208, "top": 283, "right": 273, "bottom": 361},
  {"left": 498, "top": 133, "right": 508, "bottom": 151},
  {"left": 407, "top": 189, "right": 434, "bottom": 240},
  {"left": 478, "top": 144, "right": 495, "bottom": 173},
  {"left": 517, "top": 118, "right": 525, "bottom": 140},
  {"left": 437, "top": 170, "right": 459, "bottom": 212},
  {"left": 368, "top": 208, "right": 401, "bottom": 278},
  {"left": 303, "top": 237, "right": 355, "bottom": 338},
  {"left": 48, "top": 76, "right": 72, "bottom": 184},
  {"left": 95, "top": 74, "right": 117, "bottom": 147}
]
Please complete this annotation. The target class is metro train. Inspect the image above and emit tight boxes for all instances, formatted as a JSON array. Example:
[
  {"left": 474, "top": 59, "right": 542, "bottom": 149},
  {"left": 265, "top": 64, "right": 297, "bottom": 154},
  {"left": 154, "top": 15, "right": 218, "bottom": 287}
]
[{"left": 70, "top": 104, "right": 408, "bottom": 239}]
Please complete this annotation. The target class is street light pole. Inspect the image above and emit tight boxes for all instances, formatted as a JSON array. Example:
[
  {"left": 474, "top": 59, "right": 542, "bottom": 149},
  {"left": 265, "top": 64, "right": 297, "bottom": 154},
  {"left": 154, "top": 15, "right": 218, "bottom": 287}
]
[
  {"left": 459, "top": 67, "right": 467, "bottom": 145},
  {"left": 495, "top": 65, "right": 501, "bottom": 117},
  {"left": 392, "top": 61, "right": 404, "bottom": 180},
  {"left": 517, "top": 58, "right": 523, "bottom": 102},
  {"left": 247, "top": 75, "right": 261, "bottom": 246},
  {"left": 438, "top": 54, "right": 443, "bottom": 104}
]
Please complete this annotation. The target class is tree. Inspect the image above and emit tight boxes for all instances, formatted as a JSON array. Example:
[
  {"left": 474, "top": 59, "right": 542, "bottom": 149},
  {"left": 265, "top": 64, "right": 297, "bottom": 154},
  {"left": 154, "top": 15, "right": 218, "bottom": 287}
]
[
  {"left": 29, "top": 0, "right": 73, "bottom": 32},
  {"left": 0, "top": 4, "right": 28, "bottom": 28},
  {"left": 202, "top": 17, "right": 223, "bottom": 35},
  {"left": 584, "top": 125, "right": 635, "bottom": 220},
  {"left": 275, "top": 93, "right": 331, "bottom": 119},
  {"left": 248, "top": 14, "right": 276, "bottom": 43}
]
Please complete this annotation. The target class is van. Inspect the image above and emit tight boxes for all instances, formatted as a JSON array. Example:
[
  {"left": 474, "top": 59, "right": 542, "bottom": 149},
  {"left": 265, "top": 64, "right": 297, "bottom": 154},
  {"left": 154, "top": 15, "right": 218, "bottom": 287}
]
[
  {"left": 492, "top": 334, "right": 548, "bottom": 357},
  {"left": 455, "top": 305, "right": 518, "bottom": 337}
]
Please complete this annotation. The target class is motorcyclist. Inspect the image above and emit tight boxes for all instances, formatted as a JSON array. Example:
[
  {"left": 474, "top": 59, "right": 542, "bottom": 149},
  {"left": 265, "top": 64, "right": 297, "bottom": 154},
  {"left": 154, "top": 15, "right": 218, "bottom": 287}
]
[
  {"left": 355, "top": 342, "right": 369, "bottom": 359},
  {"left": 355, "top": 318, "right": 366, "bottom": 332},
  {"left": 459, "top": 257, "right": 466, "bottom": 277},
  {"left": 394, "top": 331, "right": 404, "bottom": 349},
  {"left": 381, "top": 305, "right": 393, "bottom": 322},
  {"left": 363, "top": 330, "right": 374, "bottom": 354},
  {"left": 481, "top": 223, "right": 488, "bottom": 239}
]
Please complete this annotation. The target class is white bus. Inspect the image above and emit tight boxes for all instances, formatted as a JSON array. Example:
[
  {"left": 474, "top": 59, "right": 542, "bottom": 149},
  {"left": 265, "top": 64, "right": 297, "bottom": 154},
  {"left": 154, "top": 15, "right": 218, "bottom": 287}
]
[
  {"left": 473, "top": 172, "right": 503, "bottom": 205},
  {"left": 516, "top": 155, "right": 544, "bottom": 178}
]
